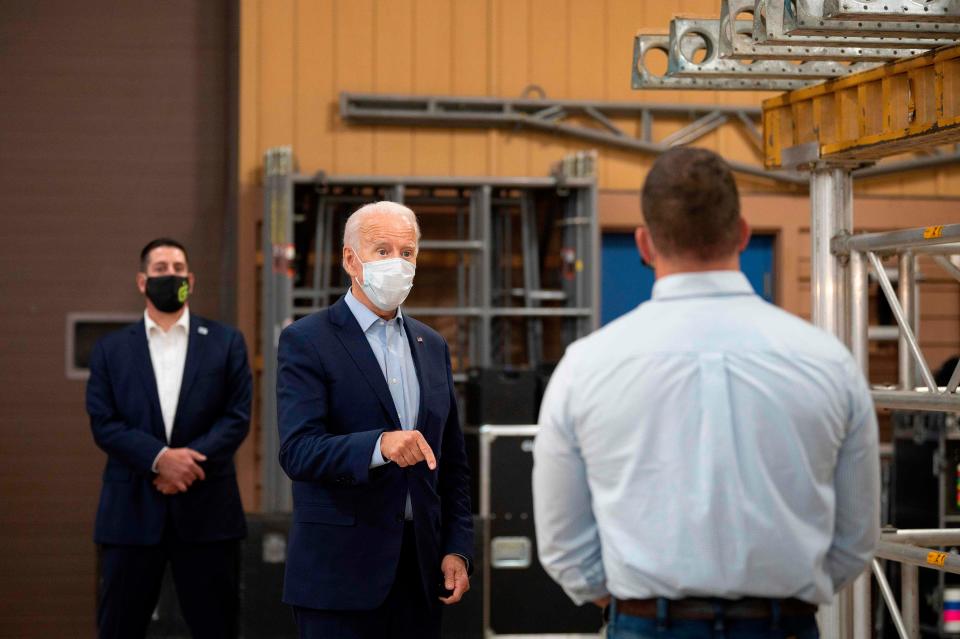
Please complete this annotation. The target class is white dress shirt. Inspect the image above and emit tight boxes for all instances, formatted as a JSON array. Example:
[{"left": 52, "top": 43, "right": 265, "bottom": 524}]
[
  {"left": 145, "top": 308, "right": 190, "bottom": 469},
  {"left": 533, "top": 271, "right": 879, "bottom": 606}
]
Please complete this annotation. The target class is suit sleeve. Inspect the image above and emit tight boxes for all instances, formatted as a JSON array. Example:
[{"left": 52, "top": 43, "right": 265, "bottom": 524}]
[
  {"left": 277, "top": 323, "right": 384, "bottom": 485},
  {"left": 87, "top": 339, "right": 167, "bottom": 475},
  {"left": 438, "top": 342, "right": 474, "bottom": 568},
  {"left": 186, "top": 329, "right": 252, "bottom": 463}
]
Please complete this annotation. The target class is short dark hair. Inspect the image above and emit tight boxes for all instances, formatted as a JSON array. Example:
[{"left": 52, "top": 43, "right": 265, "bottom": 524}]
[
  {"left": 140, "top": 238, "right": 189, "bottom": 271},
  {"left": 641, "top": 147, "right": 741, "bottom": 261}
]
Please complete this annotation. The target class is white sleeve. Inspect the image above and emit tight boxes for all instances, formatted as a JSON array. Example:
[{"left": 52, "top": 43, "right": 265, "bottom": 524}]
[
  {"left": 532, "top": 351, "right": 608, "bottom": 605},
  {"left": 825, "top": 358, "right": 880, "bottom": 591}
]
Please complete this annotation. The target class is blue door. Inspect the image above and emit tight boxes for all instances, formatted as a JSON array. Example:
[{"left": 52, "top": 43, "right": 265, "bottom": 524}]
[{"left": 600, "top": 232, "right": 775, "bottom": 325}]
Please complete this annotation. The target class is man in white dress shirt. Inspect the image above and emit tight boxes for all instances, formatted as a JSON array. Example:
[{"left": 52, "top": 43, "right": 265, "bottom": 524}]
[
  {"left": 533, "top": 147, "right": 879, "bottom": 639},
  {"left": 87, "top": 238, "right": 252, "bottom": 638}
]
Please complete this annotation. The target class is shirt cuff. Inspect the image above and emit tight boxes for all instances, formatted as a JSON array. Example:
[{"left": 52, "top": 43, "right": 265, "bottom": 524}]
[
  {"left": 370, "top": 433, "right": 389, "bottom": 469},
  {"left": 453, "top": 553, "right": 472, "bottom": 574},
  {"left": 151, "top": 446, "right": 169, "bottom": 473}
]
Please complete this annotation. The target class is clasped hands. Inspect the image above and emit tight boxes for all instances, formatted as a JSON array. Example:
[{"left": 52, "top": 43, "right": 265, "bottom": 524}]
[{"left": 153, "top": 447, "right": 207, "bottom": 495}]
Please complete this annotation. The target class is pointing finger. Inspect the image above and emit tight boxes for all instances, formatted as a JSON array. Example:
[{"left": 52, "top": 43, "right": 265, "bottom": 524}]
[{"left": 416, "top": 433, "right": 437, "bottom": 470}]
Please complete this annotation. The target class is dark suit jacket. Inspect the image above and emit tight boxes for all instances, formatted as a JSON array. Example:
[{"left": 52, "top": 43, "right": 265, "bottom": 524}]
[
  {"left": 87, "top": 312, "right": 251, "bottom": 545},
  {"left": 277, "top": 296, "right": 474, "bottom": 611}
]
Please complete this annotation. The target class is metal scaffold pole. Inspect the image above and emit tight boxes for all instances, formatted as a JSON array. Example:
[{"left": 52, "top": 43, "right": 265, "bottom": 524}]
[{"left": 809, "top": 164, "right": 856, "bottom": 639}]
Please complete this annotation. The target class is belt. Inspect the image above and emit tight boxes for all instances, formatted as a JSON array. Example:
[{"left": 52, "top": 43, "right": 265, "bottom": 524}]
[{"left": 614, "top": 597, "right": 817, "bottom": 621}]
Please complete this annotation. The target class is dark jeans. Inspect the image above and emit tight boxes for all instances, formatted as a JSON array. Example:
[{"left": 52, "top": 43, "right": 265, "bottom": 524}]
[
  {"left": 97, "top": 528, "right": 240, "bottom": 639},
  {"left": 606, "top": 599, "right": 819, "bottom": 639},
  {"left": 292, "top": 522, "right": 441, "bottom": 639}
]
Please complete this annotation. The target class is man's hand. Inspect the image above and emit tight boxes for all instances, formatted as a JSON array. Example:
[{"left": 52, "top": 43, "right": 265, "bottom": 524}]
[
  {"left": 594, "top": 596, "right": 611, "bottom": 609},
  {"left": 380, "top": 431, "right": 437, "bottom": 469},
  {"left": 439, "top": 554, "right": 469, "bottom": 605},
  {"left": 155, "top": 447, "right": 207, "bottom": 492},
  {"left": 153, "top": 476, "right": 182, "bottom": 495}
]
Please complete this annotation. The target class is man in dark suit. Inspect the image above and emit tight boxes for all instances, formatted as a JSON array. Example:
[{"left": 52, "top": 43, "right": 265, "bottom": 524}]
[
  {"left": 277, "top": 201, "right": 474, "bottom": 639},
  {"left": 87, "top": 238, "right": 252, "bottom": 639}
]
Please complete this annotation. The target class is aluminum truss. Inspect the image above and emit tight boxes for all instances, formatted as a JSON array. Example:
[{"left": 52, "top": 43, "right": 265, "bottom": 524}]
[
  {"left": 259, "top": 148, "right": 600, "bottom": 511},
  {"left": 785, "top": 0, "right": 960, "bottom": 37},
  {"left": 341, "top": 92, "right": 960, "bottom": 184}
]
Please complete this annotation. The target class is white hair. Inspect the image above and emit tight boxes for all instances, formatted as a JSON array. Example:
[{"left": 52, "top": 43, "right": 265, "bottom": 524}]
[{"left": 342, "top": 201, "right": 421, "bottom": 253}]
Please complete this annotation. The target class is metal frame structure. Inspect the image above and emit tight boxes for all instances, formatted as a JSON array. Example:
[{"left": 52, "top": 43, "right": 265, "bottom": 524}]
[
  {"left": 342, "top": 92, "right": 960, "bottom": 185},
  {"left": 260, "top": 149, "right": 600, "bottom": 512},
  {"left": 785, "top": 0, "right": 960, "bottom": 37}
]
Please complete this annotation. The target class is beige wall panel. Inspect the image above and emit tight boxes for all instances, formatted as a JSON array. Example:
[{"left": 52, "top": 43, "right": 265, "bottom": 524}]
[
  {"left": 411, "top": 0, "right": 454, "bottom": 175},
  {"left": 372, "top": 0, "right": 414, "bottom": 174},
  {"left": 492, "top": 0, "right": 531, "bottom": 176},
  {"left": 529, "top": 0, "right": 569, "bottom": 98},
  {"left": 937, "top": 164, "right": 960, "bottom": 196},
  {"left": 295, "top": 0, "right": 336, "bottom": 172},
  {"left": 569, "top": 0, "right": 607, "bottom": 100},
  {"left": 259, "top": 0, "right": 296, "bottom": 148},
  {"left": 450, "top": 0, "right": 492, "bottom": 175},
  {"left": 528, "top": 0, "right": 577, "bottom": 169},
  {"left": 333, "top": 0, "right": 375, "bottom": 173}
]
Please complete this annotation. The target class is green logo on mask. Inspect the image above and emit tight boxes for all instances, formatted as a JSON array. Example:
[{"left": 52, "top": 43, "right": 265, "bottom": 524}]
[{"left": 177, "top": 281, "right": 189, "bottom": 303}]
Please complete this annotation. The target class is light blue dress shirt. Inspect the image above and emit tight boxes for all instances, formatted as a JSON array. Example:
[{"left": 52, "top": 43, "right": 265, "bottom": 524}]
[
  {"left": 344, "top": 289, "right": 420, "bottom": 518},
  {"left": 533, "top": 271, "right": 879, "bottom": 606}
]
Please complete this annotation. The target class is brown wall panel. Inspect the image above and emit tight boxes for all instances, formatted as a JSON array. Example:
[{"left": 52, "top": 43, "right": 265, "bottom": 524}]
[{"left": 0, "top": 2, "right": 233, "bottom": 635}]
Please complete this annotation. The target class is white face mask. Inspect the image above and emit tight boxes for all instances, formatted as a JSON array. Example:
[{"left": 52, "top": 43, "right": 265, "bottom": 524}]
[{"left": 353, "top": 250, "right": 416, "bottom": 311}]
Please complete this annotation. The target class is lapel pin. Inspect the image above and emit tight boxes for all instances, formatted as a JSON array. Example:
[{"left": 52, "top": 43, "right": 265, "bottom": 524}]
[
  {"left": 416, "top": 336, "right": 423, "bottom": 344},
  {"left": 198, "top": 326, "right": 209, "bottom": 335}
]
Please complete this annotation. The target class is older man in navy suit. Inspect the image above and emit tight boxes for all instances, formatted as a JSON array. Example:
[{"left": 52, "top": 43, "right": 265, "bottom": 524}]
[
  {"left": 277, "top": 201, "right": 474, "bottom": 639},
  {"left": 87, "top": 238, "right": 252, "bottom": 639}
]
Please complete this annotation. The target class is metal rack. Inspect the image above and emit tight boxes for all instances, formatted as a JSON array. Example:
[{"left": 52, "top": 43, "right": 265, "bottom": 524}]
[{"left": 259, "top": 147, "right": 600, "bottom": 512}]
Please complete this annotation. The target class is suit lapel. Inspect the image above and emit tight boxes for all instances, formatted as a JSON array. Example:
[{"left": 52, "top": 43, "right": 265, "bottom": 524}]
[
  {"left": 173, "top": 313, "right": 205, "bottom": 433},
  {"left": 129, "top": 321, "right": 166, "bottom": 441},
  {"left": 329, "top": 298, "right": 402, "bottom": 428},
  {"left": 402, "top": 318, "right": 428, "bottom": 431}
]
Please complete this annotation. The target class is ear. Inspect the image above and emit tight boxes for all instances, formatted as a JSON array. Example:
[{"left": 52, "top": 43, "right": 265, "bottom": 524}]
[
  {"left": 737, "top": 217, "right": 752, "bottom": 253},
  {"left": 187, "top": 272, "right": 196, "bottom": 293},
  {"left": 635, "top": 226, "right": 656, "bottom": 267},
  {"left": 342, "top": 245, "right": 361, "bottom": 283},
  {"left": 136, "top": 272, "right": 147, "bottom": 295}
]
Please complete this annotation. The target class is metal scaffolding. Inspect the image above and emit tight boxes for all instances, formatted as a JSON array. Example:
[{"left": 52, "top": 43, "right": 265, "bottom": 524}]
[
  {"left": 341, "top": 91, "right": 960, "bottom": 186},
  {"left": 259, "top": 150, "right": 600, "bottom": 512}
]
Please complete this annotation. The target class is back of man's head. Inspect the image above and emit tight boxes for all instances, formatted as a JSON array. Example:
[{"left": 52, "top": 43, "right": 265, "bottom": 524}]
[{"left": 641, "top": 147, "right": 741, "bottom": 261}]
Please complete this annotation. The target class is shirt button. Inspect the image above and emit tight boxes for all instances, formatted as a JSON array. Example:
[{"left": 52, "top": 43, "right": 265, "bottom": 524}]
[{"left": 391, "top": 378, "right": 398, "bottom": 384}]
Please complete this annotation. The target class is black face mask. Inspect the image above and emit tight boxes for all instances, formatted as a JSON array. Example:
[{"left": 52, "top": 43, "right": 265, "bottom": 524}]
[{"left": 145, "top": 275, "right": 190, "bottom": 313}]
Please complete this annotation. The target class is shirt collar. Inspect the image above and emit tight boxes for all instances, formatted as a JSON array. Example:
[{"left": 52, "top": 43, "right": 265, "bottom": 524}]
[
  {"left": 345, "top": 288, "right": 403, "bottom": 332},
  {"left": 144, "top": 307, "right": 190, "bottom": 337},
  {"left": 651, "top": 271, "right": 755, "bottom": 302}
]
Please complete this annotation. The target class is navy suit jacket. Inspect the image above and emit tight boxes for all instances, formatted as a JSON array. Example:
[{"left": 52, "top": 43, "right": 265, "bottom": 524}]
[
  {"left": 277, "top": 296, "right": 474, "bottom": 611},
  {"left": 87, "top": 312, "right": 251, "bottom": 545}
]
